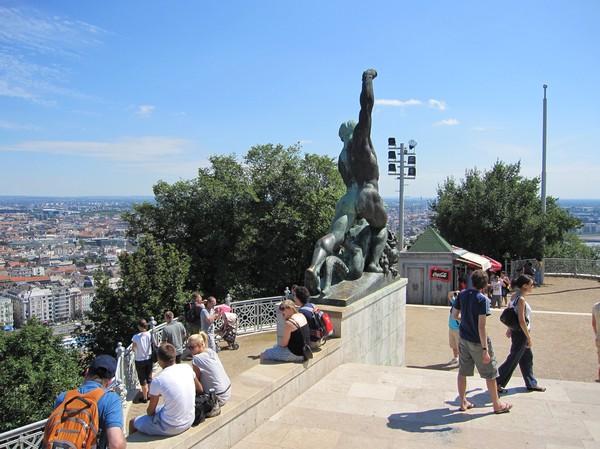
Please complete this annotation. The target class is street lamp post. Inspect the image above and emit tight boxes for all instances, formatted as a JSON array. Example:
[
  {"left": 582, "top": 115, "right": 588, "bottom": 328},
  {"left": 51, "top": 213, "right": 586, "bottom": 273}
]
[{"left": 387, "top": 138, "right": 417, "bottom": 249}]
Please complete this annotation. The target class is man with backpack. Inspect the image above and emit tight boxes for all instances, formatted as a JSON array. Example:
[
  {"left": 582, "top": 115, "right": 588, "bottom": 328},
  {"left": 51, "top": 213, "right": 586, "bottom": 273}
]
[
  {"left": 43, "top": 354, "right": 126, "bottom": 449},
  {"left": 294, "top": 286, "right": 333, "bottom": 348},
  {"left": 186, "top": 292, "right": 205, "bottom": 335}
]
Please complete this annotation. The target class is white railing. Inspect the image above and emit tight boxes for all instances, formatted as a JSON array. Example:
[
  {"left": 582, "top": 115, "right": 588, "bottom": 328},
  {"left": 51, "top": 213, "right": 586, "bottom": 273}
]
[
  {"left": 0, "top": 296, "right": 282, "bottom": 447},
  {"left": 511, "top": 258, "right": 600, "bottom": 279}
]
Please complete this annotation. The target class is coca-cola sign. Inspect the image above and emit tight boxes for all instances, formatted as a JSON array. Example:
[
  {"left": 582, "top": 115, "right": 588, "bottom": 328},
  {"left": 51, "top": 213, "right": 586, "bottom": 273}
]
[{"left": 430, "top": 266, "right": 451, "bottom": 282}]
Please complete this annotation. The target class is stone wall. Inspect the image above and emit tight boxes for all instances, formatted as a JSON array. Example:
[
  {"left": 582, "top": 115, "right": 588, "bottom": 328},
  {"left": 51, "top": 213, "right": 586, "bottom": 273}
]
[{"left": 125, "top": 277, "right": 406, "bottom": 449}]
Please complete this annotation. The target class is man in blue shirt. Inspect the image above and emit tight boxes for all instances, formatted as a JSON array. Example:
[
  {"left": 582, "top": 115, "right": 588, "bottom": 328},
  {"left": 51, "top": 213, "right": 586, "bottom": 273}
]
[
  {"left": 53, "top": 354, "right": 126, "bottom": 449},
  {"left": 452, "top": 270, "right": 512, "bottom": 415}
]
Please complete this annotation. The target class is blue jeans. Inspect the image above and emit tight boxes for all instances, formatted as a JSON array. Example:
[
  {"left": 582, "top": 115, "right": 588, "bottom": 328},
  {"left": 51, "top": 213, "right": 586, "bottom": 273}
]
[{"left": 496, "top": 329, "right": 538, "bottom": 388}]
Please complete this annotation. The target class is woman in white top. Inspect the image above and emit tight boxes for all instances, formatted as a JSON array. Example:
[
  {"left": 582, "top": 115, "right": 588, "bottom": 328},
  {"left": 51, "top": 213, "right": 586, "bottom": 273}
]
[
  {"left": 187, "top": 332, "right": 231, "bottom": 406},
  {"left": 131, "top": 318, "right": 155, "bottom": 402},
  {"left": 496, "top": 275, "right": 546, "bottom": 393}
]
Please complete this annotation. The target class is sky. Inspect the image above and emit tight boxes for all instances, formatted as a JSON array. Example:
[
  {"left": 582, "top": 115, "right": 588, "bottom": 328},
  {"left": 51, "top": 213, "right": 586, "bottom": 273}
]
[{"left": 1, "top": 0, "right": 598, "bottom": 199}]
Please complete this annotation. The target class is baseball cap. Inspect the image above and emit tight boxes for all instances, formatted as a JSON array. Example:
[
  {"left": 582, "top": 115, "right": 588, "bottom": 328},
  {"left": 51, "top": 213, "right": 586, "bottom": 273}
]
[{"left": 89, "top": 354, "right": 117, "bottom": 379}]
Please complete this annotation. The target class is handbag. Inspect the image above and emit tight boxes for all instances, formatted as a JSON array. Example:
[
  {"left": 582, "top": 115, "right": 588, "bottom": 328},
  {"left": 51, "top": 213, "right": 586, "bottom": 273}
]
[{"left": 500, "top": 296, "right": 526, "bottom": 331}]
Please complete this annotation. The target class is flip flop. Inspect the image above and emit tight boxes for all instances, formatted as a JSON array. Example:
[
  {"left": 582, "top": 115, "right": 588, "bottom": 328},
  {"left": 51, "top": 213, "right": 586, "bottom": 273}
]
[
  {"left": 526, "top": 386, "right": 546, "bottom": 392},
  {"left": 459, "top": 402, "right": 476, "bottom": 411},
  {"left": 494, "top": 403, "right": 512, "bottom": 414}
]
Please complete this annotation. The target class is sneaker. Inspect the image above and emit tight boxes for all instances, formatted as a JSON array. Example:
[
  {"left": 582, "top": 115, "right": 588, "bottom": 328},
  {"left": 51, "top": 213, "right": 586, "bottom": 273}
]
[
  {"left": 207, "top": 401, "right": 221, "bottom": 418},
  {"left": 450, "top": 357, "right": 459, "bottom": 364}
]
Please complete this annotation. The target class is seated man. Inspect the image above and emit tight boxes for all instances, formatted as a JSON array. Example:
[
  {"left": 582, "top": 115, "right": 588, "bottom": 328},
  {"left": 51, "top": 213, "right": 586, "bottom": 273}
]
[
  {"left": 293, "top": 286, "right": 322, "bottom": 347},
  {"left": 130, "top": 342, "right": 196, "bottom": 436},
  {"left": 48, "top": 354, "right": 126, "bottom": 449}
]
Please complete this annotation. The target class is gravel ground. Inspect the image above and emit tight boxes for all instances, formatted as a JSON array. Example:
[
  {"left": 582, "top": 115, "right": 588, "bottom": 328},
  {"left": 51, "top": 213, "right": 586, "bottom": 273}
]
[{"left": 405, "top": 276, "right": 600, "bottom": 384}]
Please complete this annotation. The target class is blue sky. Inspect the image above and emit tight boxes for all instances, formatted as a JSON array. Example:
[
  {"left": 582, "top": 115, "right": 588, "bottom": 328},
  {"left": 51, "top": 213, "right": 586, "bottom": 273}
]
[{"left": 1, "top": 0, "right": 598, "bottom": 199}]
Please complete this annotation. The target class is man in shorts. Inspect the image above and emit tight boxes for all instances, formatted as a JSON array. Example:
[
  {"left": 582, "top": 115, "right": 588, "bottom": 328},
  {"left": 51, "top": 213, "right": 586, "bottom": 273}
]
[
  {"left": 129, "top": 342, "right": 196, "bottom": 436},
  {"left": 593, "top": 301, "right": 600, "bottom": 382},
  {"left": 452, "top": 269, "right": 512, "bottom": 414}
]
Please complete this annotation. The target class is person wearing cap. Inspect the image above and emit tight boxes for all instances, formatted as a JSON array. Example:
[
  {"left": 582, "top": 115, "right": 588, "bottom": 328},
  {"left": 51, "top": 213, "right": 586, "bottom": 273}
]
[{"left": 53, "top": 354, "right": 126, "bottom": 449}]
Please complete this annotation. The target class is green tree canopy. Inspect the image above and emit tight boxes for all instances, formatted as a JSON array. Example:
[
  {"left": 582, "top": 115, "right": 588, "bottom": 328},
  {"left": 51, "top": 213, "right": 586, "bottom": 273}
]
[
  {"left": 124, "top": 143, "right": 344, "bottom": 299},
  {"left": 88, "top": 234, "right": 190, "bottom": 354},
  {"left": 429, "top": 160, "right": 581, "bottom": 261},
  {"left": 0, "top": 321, "right": 82, "bottom": 432}
]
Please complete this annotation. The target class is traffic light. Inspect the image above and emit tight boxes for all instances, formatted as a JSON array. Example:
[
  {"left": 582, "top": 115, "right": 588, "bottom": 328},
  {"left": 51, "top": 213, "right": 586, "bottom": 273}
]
[
  {"left": 407, "top": 167, "right": 416, "bottom": 177},
  {"left": 388, "top": 150, "right": 397, "bottom": 160},
  {"left": 407, "top": 155, "right": 416, "bottom": 165},
  {"left": 388, "top": 163, "right": 397, "bottom": 174}
]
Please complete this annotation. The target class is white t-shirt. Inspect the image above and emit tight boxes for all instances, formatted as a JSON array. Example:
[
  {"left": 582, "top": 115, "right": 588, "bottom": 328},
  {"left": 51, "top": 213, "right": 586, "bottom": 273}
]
[
  {"left": 131, "top": 331, "right": 152, "bottom": 361},
  {"left": 149, "top": 363, "right": 196, "bottom": 428},
  {"left": 192, "top": 348, "right": 231, "bottom": 405},
  {"left": 491, "top": 279, "right": 503, "bottom": 296}
]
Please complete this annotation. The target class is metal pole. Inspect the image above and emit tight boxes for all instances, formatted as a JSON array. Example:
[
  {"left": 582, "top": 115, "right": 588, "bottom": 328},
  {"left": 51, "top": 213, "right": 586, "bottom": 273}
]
[
  {"left": 399, "top": 143, "right": 405, "bottom": 249},
  {"left": 541, "top": 84, "right": 547, "bottom": 215},
  {"left": 540, "top": 84, "right": 548, "bottom": 285}
]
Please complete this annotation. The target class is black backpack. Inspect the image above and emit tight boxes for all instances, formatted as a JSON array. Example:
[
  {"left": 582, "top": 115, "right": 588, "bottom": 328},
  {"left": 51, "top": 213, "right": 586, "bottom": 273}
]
[{"left": 185, "top": 303, "right": 198, "bottom": 322}]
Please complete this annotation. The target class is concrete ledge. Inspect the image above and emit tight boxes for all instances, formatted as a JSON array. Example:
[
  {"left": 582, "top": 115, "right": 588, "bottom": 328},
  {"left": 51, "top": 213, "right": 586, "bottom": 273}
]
[
  {"left": 126, "top": 338, "right": 344, "bottom": 449},
  {"left": 125, "top": 277, "right": 406, "bottom": 449}
]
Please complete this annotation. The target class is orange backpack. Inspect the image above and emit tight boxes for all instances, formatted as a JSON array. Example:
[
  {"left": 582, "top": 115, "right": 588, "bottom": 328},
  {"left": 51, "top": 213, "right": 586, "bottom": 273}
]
[{"left": 42, "top": 387, "right": 104, "bottom": 449}]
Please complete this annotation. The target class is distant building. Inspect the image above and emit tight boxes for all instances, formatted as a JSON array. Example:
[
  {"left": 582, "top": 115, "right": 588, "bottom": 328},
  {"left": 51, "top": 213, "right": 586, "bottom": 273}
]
[{"left": 0, "top": 297, "right": 13, "bottom": 328}]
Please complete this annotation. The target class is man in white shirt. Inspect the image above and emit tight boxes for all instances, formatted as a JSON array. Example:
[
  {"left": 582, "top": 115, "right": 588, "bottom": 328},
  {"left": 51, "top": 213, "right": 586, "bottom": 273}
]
[{"left": 130, "top": 342, "right": 196, "bottom": 436}]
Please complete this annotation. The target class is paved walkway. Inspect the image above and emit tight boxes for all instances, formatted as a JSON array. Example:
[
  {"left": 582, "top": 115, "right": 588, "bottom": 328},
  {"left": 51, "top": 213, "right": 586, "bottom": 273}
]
[
  {"left": 127, "top": 276, "right": 600, "bottom": 447},
  {"left": 231, "top": 364, "right": 600, "bottom": 449}
]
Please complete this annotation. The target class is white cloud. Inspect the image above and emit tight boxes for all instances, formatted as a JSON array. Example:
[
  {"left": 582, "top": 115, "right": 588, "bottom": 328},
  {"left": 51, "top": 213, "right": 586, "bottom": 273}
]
[
  {"left": 135, "top": 105, "right": 156, "bottom": 117},
  {"left": 0, "top": 118, "right": 38, "bottom": 130},
  {"left": 428, "top": 99, "right": 447, "bottom": 111},
  {"left": 375, "top": 99, "right": 422, "bottom": 107},
  {"left": 435, "top": 119, "right": 459, "bottom": 126},
  {"left": 0, "top": 5, "right": 108, "bottom": 104},
  {"left": 0, "top": 136, "right": 193, "bottom": 162}
]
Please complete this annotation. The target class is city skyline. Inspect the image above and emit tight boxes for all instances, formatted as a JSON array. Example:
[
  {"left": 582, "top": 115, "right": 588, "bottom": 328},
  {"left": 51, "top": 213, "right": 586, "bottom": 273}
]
[{"left": 1, "top": 1, "right": 599, "bottom": 199}]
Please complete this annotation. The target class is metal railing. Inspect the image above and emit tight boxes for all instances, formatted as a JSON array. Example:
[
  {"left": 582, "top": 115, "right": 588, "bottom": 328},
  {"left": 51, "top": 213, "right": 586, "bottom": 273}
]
[
  {"left": 0, "top": 296, "right": 281, "bottom": 448},
  {"left": 510, "top": 258, "right": 600, "bottom": 279}
]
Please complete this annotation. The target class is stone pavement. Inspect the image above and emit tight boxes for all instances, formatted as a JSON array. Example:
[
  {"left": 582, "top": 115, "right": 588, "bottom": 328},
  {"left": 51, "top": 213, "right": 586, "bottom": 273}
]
[
  {"left": 126, "top": 276, "right": 600, "bottom": 448},
  {"left": 231, "top": 363, "right": 600, "bottom": 449}
]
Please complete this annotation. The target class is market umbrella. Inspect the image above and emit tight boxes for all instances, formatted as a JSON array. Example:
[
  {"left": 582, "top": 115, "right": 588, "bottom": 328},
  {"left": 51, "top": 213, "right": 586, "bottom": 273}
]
[{"left": 483, "top": 255, "right": 502, "bottom": 272}]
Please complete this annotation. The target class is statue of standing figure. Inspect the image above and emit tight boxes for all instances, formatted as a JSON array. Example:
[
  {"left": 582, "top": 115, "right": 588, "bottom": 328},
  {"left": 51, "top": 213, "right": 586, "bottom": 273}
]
[{"left": 305, "top": 69, "right": 388, "bottom": 295}]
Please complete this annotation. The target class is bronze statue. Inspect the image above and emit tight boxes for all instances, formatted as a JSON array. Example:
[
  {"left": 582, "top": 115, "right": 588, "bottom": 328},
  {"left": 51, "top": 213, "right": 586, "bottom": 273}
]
[{"left": 305, "top": 69, "right": 389, "bottom": 295}]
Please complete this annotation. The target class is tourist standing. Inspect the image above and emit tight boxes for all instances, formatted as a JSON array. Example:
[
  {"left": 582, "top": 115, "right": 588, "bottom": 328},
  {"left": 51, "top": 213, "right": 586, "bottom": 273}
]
[
  {"left": 448, "top": 291, "right": 460, "bottom": 364},
  {"left": 496, "top": 275, "right": 546, "bottom": 393},
  {"left": 593, "top": 301, "right": 600, "bottom": 382},
  {"left": 161, "top": 311, "right": 187, "bottom": 364},
  {"left": 201, "top": 296, "right": 218, "bottom": 351},
  {"left": 452, "top": 269, "right": 512, "bottom": 414},
  {"left": 131, "top": 318, "right": 155, "bottom": 403}
]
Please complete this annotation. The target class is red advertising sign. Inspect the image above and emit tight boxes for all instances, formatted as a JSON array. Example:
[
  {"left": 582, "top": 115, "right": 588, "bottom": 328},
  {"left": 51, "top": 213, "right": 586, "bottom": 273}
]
[{"left": 430, "top": 266, "right": 451, "bottom": 282}]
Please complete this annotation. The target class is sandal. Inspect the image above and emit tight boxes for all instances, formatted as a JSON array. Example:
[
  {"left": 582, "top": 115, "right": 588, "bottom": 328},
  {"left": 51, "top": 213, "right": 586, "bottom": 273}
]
[
  {"left": 494, "top": 403, "right": 512, "bottom": 414},
  {"left": 526, "top": 386, "right": 546, "bottom": 392},
  {"left": 497, "top": 387, "right": 508, "bottom": 394}
]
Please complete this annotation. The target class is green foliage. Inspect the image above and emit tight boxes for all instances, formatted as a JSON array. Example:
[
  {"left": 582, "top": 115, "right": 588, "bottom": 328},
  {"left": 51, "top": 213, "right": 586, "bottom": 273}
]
[
  {"left": 430, "top": 161, "right": 581, "bottom": 260},
  {"left": 546, "top": 233, "right": 600, "bottom": 259},
  {"left": 0, "top": 321, "right": 82, "bottom": 432},
  {"left": 88, "top": 235, "right": 190, "bottom": 354},
  {"left": 124, "top": 143, "right": 344, "bottom": 298}
]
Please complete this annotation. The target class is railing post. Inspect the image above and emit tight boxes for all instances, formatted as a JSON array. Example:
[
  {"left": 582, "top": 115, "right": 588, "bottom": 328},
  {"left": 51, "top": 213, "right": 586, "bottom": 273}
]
[{"left": 112, "top": 342, "right": 128, "bottom": 406}]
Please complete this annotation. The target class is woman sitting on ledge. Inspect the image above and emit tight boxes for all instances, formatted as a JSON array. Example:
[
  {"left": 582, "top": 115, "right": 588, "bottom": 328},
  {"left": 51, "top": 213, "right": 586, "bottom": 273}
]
[
  {"left": 260, "top": 299, "right": 309, "bottom": 363},
  {"left": 187, "top": 332, "right": 232, "bottom": 407}
]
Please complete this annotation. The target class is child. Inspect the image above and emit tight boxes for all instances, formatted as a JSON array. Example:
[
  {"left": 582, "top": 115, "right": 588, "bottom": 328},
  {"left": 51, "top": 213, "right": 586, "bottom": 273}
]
[{"left": 448, "top": 290, "right": 461, "bottom": 364}]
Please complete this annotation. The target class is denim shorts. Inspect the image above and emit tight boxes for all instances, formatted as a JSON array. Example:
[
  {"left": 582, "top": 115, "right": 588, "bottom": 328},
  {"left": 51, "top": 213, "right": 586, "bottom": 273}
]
[{"left": 133, "top": 405, "right": 192, "bottom": 436}]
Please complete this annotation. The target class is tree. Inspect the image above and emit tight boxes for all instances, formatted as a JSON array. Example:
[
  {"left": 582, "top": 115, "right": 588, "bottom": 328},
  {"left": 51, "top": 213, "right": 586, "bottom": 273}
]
[
  {"left": 0, "top": 321, "right": 82, "bottom": 432},
  {"left": 430, "top": 161, "right": 581, "bottom": 261},
  {"left": 124, "top": 143, "right": 344, "bottom": 298},
  {"left": 546, "top": 233, "right": 600, "bottom": 259},
  {"left": 88, "top": 235, "right": 190, "bottom": 354}
]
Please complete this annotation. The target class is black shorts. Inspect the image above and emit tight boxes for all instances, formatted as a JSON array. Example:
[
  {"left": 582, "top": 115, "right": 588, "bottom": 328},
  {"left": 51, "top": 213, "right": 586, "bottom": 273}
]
[{"left": 134, "top": 358, "right": 153, "bottom": 385}]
